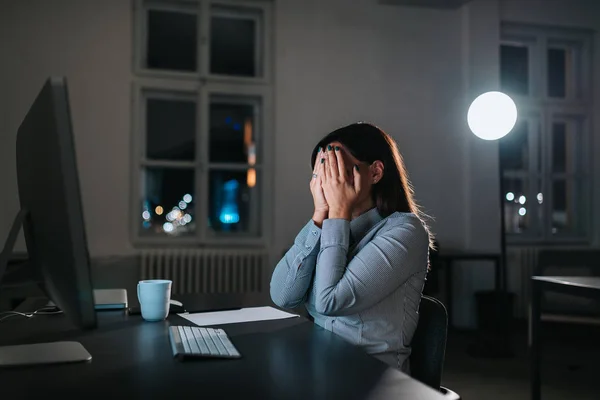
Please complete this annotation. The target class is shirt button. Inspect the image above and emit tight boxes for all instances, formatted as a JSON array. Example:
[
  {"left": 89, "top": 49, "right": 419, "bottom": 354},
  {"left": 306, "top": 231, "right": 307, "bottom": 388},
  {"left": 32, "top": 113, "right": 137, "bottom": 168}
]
[
  {"left": 305, "top": 245, "right": 311, "bottom": 250},
  {"left": 312, "top": 231, "right": 318, "bottom": 236}
]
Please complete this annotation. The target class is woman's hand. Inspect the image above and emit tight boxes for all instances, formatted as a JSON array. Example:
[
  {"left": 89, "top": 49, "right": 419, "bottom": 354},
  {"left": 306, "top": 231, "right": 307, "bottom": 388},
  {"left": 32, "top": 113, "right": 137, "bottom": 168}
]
[
  {"left": 310, "top": 147, "right": 329, "bottom": 227},
  {"left": 320, "top": 145, "right": 362, "bottom": 220}
]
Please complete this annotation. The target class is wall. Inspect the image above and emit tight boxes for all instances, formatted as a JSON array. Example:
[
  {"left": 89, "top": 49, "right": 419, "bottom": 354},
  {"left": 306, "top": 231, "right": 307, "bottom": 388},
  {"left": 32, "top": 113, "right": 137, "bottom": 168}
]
[
  {"left": 272, "top": 0, "right": 467, "bottom": 256},
  {"left": 452, "top": 0, "right": 502, "bottom": 328},
  {"left": 0, "top": 0, "right": 133, "bottom": 256},
  {"left": 0, "top": 0, "right": 467, "bottom": 257}
]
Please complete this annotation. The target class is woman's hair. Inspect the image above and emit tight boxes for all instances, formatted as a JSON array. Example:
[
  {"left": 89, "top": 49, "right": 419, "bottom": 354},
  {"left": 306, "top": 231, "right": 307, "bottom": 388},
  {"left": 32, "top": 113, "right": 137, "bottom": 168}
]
[{"left": 310, "top": 122, "right": 435, "bottom": 250}]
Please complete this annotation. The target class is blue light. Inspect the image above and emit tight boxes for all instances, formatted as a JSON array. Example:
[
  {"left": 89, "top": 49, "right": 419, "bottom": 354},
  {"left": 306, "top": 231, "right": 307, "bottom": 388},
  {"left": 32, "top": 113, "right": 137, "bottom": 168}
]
[
  {"left": 219, "top": 211, "right": 240, "bottom": 224},
  {"left": 142, "top": 221, "right": 151, "bottom": 229},
  {"left": 224, "top": 179, "right": 239, "bottom": 190},
  {"left": 219, "top": 179, "right": 240, "bottom": 224},
  {"left": 225, "top": 116, "right": 232, "bottom": 124},
  {"left": 233, "top": 123, "right": 242, "bottom": 131}
]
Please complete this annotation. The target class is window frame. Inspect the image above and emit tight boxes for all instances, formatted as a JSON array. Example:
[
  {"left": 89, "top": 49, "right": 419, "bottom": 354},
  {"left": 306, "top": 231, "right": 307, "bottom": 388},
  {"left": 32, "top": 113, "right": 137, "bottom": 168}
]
[
  {"left": 131, "top": 0, "right": 274, "bottom": 247},
  {"left": 133, "top": 0, "right": 272, "bottom": 84},
  {"left": 500, "top": 108, "right": 543, "bottom": 239},
  {"left": 500, "top": 23, "right": 593, "bottom": 245},
  {"left": 209, "top": 2, "right": 266, "bottom": 81}
]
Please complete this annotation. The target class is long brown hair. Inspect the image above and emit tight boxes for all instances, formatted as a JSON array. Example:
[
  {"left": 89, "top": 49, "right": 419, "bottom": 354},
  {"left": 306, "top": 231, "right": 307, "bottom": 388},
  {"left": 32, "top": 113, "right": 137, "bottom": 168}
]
[{"left": 310, "top": 122, "right": 435, "bottom": 250}]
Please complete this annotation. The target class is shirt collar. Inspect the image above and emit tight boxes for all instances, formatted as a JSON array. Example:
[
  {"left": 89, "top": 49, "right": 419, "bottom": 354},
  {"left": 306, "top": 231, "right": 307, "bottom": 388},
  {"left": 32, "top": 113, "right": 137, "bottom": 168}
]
[{"left": 350, "top": 207, "right": 383, "bottom": 244}]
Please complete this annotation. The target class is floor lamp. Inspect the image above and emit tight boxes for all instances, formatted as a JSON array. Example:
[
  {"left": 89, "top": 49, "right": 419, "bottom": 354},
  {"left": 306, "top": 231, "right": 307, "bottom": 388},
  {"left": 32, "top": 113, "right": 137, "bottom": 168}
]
[{"left": 467, "top": 91, "right": 518, "bottom": 357}]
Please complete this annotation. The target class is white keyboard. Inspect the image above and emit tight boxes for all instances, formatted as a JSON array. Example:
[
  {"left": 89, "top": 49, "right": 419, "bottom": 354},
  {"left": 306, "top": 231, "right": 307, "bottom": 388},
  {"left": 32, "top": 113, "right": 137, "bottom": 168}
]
[{"left": 168, "top": 325, "right": 241, "bottom": 359}]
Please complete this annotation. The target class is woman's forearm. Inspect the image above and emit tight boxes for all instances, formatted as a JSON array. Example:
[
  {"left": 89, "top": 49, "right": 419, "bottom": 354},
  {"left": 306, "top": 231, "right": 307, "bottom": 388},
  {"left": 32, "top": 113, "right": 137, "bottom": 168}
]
[{"left": 270, "top": 220, "right": 322, "bottom": 308}]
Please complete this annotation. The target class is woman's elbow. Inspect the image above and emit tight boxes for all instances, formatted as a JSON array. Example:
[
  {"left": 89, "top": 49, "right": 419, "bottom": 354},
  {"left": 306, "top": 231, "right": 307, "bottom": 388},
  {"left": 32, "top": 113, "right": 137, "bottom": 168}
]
[
  {"left": 314, "top": 299, "right": 338, "bottom": 316},
  {"left": 270, "top": 286, "right": 300, "bottom": 310},
  {"left": 269, "top": 284, "right": 285, "bottom": 307}
]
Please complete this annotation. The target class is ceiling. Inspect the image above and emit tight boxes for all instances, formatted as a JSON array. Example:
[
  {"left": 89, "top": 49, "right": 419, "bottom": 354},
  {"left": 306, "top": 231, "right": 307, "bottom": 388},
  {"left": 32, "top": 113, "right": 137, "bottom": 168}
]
[{"left": 379, "top": 0, "right": 473, "bottom": 9}]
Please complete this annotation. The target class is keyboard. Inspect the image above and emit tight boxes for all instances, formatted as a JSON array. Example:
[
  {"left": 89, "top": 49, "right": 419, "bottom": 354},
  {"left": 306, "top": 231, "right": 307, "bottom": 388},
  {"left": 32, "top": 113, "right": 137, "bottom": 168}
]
[{"left": 168, "top": 325, "right": 241, "bottom": 359}]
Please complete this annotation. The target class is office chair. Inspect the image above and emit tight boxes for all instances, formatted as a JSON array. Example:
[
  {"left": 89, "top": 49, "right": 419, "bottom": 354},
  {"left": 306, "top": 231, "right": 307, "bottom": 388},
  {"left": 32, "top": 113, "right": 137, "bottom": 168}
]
[{"left": 410, "top": 295, "right": 460, "bottom": 400}]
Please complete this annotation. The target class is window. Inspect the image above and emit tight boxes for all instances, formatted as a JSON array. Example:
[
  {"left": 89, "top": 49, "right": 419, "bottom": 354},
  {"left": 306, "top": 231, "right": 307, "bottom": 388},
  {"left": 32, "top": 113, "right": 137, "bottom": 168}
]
[
  {"left": 500, "top": 24, "right": 592, "bottom": 242},
  {"left": 132, "top": 0, "right": 272, "bottom": 244}
]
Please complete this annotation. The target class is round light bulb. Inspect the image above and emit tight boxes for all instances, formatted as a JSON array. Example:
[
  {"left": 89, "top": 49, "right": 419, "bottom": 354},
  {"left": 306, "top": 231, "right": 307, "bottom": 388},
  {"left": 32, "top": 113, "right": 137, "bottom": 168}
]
[{"left": 467, "top": 91, "right": 518, "bottom": 140}]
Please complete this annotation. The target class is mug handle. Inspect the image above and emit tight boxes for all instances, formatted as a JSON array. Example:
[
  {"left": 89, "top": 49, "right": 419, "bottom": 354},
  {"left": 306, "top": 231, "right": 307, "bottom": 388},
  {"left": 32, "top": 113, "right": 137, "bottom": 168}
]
[{"left": 137, "top": 283, "right": 141, "bottom": 304}]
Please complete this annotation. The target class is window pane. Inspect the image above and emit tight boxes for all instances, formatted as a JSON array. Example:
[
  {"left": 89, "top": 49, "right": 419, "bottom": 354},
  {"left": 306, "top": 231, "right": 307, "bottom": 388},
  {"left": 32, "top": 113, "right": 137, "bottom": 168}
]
[
  {"left": 547, "top": 48, "right": 567, "bottom": 98},
  {"left": 208, "top": 169, "right": 260, "bottom": 235},
  {"left": 209, "top": 96, "right": 259, "bottom": 163},
  {"left": 210, "top": 7, "right": 261, "bottom": 77},
  {"left": 146, "top": 96, "right": 196, "bottom": 161},
  {"left": 500, "top": 45, "right": 529, "bottom": 96},
  {"left": 551, "top": 119, "right": 582, "bottom": 174},
  {"left": 503, "top": 178, "right": 541, "bottom": 235},
  {"left": 141, "top": 167, "right": 195, "bottom": 236},
  {"left": 500, "top": 120, "right": 529, "bottom": 171},
  {"left": 552, "top": 179, "right": 586, "bottom": 236},
  {"left": 552, "top": 122, "right": 567, "bottom": 173},
  {"left": 147, "top": 9, "right": 197, "bottom": 72}
]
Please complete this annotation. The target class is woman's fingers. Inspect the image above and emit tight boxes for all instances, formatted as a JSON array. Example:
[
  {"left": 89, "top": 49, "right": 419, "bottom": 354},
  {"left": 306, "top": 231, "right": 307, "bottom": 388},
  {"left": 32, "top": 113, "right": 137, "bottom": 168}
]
[
  {"left": 320, "top": 152, "right": 328, "bottom": 181},
  {"left": 316, "top": 175, "right": 324, "bottom": 192},
  {"left": 334, "top": 146, "right": 346, "bottom": 179},
  {"left": 327, "top": 145, "right": 338, "bottom": 179},
  {"left": 313, "top": 147, "right": 322, "bottom": 175},
  {"left": 353, "top": 164, "right": 362, "bottom": 194}
]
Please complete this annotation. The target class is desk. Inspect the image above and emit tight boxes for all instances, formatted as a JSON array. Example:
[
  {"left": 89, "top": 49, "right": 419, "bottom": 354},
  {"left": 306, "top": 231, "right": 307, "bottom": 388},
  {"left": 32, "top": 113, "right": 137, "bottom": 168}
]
[
  {"left": 437, "top": 251, "right": 501, "bottom": 328},
  {"left": 530, "top": 276, "right": 600, "bottom": 400},
  {"left": 0, "top": 296, "right": 446, "bottom": 400}
]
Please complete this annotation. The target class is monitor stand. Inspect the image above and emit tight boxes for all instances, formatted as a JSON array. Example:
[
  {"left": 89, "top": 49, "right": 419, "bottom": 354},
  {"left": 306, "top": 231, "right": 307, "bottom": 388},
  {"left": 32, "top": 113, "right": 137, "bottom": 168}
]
[
  {"left": 0, "top": 210, "right": 29, "bottom": 284},
  {"left": 0, "top": 210, "right": 92, "bottom": 367}
]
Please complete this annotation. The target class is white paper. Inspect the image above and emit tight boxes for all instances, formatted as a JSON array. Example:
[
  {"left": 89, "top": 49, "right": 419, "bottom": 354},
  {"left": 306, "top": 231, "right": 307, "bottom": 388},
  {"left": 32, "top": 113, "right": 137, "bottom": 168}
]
[{"left": 178, "top": 306, "right": 299, "bottom": 327}]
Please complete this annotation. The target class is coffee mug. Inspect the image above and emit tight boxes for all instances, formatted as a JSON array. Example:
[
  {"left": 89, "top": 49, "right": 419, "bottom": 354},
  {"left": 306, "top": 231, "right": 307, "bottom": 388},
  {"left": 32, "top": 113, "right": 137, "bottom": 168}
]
[{"left": 137, "top": 280, "right": 172, "bottom": 322}]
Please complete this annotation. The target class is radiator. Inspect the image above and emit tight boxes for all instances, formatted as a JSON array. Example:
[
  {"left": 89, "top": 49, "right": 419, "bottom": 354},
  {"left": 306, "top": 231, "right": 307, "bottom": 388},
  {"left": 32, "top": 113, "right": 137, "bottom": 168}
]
[
  {"left": 140, "top": 249, "right": 267, "bottom": 295},
  {"left": 507, "top": 246, "right": 538, "bottom": 319}
]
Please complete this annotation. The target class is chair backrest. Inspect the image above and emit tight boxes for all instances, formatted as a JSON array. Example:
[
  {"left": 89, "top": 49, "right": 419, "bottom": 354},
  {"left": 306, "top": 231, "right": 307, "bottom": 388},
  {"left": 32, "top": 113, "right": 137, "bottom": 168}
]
[{"left": 409, "top": 295, "right": 448, "bottom": 390}]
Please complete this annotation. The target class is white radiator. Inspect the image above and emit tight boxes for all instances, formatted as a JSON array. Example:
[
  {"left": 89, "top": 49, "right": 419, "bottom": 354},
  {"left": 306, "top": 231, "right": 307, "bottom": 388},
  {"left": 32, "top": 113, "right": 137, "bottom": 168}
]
[
  {"left": 140, "top": 249, "right": 267, "bottom": 295},
  {"left": 507, "top": 246, "right": 538, "bottom": 319}
]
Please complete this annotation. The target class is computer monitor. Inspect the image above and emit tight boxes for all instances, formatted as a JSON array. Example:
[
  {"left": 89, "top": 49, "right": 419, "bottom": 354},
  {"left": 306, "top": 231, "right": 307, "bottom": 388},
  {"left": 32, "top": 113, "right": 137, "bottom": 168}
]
[{"left": 0, "top": 77, "right": 96, "bottom": 332}]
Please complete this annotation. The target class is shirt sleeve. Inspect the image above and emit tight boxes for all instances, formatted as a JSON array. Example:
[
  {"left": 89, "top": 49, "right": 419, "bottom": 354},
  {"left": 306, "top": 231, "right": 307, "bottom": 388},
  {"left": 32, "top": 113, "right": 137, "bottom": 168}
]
[
  {"left": 313, "top": 218, "right": 428, "bottom": 316},
  {"left": 270, "top": 220, "right": 322, "bottom": 309}
]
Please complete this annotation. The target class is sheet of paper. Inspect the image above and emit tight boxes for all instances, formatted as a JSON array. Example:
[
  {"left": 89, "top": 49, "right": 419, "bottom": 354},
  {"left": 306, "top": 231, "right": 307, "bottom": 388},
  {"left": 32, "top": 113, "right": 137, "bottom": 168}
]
[{"left": 178, "top": 306, "right": 299, "bottom": 327}]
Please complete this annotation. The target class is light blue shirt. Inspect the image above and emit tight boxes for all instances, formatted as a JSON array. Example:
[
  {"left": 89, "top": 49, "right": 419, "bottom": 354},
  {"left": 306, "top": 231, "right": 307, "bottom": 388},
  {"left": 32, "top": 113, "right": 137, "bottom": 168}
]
[{"left": 270, "top": 208, "right": 429, "bottom": 372}]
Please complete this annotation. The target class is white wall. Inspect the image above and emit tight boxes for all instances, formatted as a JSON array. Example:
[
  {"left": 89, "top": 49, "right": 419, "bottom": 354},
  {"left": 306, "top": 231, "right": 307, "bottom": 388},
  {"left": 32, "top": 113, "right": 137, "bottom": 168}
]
[
  {"left": 272, "top": 0, "right": 467, "bottom": 256},
  {"left": 0, "top": 0, "right": 598, "bottom": 327},
  {"left": 451, "top": 0, "right": 502, "bottom": 328},
  {"left": 0, "top": 0, "right": 133, "bottom": 256},
  {"left": 0, "top": 0, "right": 468, "bottom": 257}
]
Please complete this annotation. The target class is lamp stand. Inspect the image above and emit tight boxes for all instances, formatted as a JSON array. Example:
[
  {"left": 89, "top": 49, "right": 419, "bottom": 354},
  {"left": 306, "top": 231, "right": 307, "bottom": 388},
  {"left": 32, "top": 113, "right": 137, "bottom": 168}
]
[{"left": 467, "top": 142, "right": 515, "bottom": 358}]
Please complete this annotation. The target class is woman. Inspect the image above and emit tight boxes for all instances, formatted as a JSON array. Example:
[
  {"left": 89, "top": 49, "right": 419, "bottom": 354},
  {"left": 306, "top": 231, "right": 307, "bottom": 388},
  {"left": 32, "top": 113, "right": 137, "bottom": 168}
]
[{"left": 270, "top": 122, "right": 433, "bottom": 373}]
